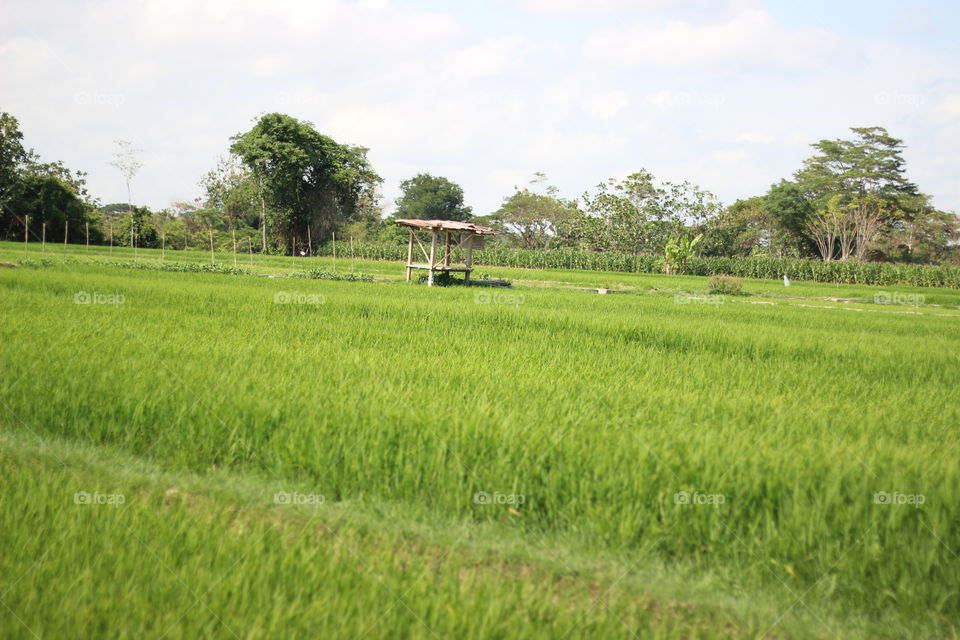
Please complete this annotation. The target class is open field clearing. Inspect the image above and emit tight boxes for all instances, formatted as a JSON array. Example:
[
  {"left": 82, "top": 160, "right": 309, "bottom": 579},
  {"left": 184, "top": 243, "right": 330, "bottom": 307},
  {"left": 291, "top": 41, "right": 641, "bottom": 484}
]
[{"left": 2, "top": 243, "right": 959, "bottom": 639}]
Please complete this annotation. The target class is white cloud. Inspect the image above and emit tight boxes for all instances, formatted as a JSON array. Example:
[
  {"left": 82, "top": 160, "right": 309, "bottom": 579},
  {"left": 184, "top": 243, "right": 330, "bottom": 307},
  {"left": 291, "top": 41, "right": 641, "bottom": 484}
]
[
  {"left": 584, "top": 9, "right": 840, "bottom": 71},
  {"left": 734, "top": 132, "right": 775, "bottom": 144},
  {"left": 1, "top": 0, "right": 958, "bottom": 216}
]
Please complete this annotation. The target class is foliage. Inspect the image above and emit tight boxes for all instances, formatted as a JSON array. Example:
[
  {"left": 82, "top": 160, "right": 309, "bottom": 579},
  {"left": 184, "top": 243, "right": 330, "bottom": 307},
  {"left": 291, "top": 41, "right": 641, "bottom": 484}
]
[
  {"left": 663, "top": 233, "right": 702, "bottom": 274},
  {"left": 582, "top": 170, "right": 721, "bottom": 253},
  {"left": 490, "top": 189, "right": 577, "bottom": 250},
  {"left": 0, "top": 112, "right": 98, "bottom": 243},
  {"left": 395, "top": 173, "right": 472, "bottom": 221},
  {"left": 229, "top": 113, "right": 382, "bottom": 252},
  {"left": 291, "top": 268, "right": 374, "bottom": 282},
  {"left": 311, "top": 242, "right": 960, "bottom": 287},
  {"left": 0, "top": 111, "right": 28, "bottom": 210},
  {"left": 707, "top": 274, "right": 743, "bottom": 295}
]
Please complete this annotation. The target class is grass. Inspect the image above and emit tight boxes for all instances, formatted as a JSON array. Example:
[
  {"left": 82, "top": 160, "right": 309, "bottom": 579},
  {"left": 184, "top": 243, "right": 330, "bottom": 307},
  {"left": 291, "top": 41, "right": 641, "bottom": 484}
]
[{"left": 1, "top": 241, "right": 959, "bottom": 638}]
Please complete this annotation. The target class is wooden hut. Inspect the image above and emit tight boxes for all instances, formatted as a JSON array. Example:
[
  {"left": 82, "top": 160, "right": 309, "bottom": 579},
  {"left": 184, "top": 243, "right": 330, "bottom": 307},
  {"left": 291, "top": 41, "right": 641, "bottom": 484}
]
[{"left": 395, "top": 219, "right": 497, "bottom": 286}]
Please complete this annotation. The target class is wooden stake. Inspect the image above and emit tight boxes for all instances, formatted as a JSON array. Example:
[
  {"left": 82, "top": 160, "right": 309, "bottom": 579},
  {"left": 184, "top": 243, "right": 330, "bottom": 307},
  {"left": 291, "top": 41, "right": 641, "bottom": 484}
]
[
  {"left": 23, "top": 215, "right": 28, "bottom": 259},
  {"left": 109, "top": 224, "right": 113, "bottom": 254},
  {"left": 332, "top": 232, "right": 337, "bottom": 271},
  {"left": 42, "top": 222, "right": 46, "bottom": 257},
  {"left": 232, "top": 229, "right": 237, "bottom": 266},
  {"left": 444, "top": 231, "right": 451, "bottom": 266},
  {"left": 307, "top": 226, "right": 312, "bottom": 257},
  {"left": 85, "top": 222, "right": 89, "bottom": 250},
  {"left": 350, "top": 236, "right": 355, "bottom": 271},
  {"left": 248, "top": 237, "right": 253, "bottom": 266},
  {"left": 161, "top": 232, "right": 165, "bottom": 262},
  {"left": 209, "top": 229, "right": 215, "bottom": 264},
  {"left": 64, "top": 220, "right": 68, "bottom": 255}
]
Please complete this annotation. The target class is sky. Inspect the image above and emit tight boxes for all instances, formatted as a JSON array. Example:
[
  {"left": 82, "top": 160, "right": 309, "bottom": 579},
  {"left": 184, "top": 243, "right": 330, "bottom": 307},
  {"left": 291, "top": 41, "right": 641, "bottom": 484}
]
[{"left": 2, "top": 0, "right": 958, "bottom": 216}]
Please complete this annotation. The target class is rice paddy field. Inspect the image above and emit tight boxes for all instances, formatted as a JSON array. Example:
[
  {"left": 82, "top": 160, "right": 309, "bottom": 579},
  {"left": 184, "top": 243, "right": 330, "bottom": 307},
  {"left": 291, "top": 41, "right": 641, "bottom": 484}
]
[{"left": 2, "top": 239, "right": 959, "bottom": 639}]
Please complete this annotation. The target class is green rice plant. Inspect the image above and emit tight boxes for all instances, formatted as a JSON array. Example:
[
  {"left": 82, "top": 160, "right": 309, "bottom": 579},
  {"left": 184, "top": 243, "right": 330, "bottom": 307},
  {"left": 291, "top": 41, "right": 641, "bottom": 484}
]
[{"left": 1, "top": 243, "right": 959, "bottom": 638}]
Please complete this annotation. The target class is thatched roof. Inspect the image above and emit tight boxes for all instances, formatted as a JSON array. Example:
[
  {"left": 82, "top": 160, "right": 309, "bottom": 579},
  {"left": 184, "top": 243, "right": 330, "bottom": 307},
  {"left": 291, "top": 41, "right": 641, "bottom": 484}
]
[{"left": 395, "top": 219, "right": 497, "bottom": 235}]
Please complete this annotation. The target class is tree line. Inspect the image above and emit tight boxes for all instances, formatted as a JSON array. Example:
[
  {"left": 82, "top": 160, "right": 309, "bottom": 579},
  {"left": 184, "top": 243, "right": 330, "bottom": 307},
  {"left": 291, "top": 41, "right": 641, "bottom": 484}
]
[{"left": 1, "top": 110, "right": 956, "bottom": 264}]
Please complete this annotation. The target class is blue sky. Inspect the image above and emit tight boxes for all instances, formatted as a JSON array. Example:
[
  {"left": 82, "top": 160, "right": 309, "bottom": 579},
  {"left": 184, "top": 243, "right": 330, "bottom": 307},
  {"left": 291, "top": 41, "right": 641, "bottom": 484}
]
[{"left": 2, "top": 0, "right": 958, "bottom": 215}]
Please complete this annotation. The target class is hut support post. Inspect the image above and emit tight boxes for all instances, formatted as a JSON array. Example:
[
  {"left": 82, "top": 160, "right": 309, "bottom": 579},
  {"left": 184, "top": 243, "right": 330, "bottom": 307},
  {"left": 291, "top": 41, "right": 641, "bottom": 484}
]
[
  {"left": 427, "top": 229, "right": 437, "bottom": 286},
  {"left": 465, "top": 234, "right": 474, "bottom": 285},
  {"left": 406, "top": 229, "right": 414, "bottom": 281}
]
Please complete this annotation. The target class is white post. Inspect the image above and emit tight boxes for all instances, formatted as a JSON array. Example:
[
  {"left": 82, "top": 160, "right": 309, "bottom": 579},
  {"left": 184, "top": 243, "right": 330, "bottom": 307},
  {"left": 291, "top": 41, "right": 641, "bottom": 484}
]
[{"left": 427, "top": 229, "right": 437, "bottom": 286}]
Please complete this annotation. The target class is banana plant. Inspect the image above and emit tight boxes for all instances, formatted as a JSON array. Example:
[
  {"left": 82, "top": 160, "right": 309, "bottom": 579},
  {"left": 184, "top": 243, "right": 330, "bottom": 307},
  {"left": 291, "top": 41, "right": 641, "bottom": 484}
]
[{"left": 663, "top": 233, "right": 703, "bottom": 275}]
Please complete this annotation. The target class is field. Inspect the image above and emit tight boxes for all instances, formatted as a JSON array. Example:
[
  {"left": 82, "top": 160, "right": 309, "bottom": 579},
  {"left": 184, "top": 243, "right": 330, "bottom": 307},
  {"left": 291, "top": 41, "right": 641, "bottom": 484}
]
[{"left": 2, "top": 240, "right": 959, "bottom": 639}]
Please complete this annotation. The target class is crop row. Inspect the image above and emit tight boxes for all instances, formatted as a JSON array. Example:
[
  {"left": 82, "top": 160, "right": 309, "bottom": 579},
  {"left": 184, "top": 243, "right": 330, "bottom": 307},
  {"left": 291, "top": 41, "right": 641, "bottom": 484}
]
[{"left": 318, "top": 243, "right": 960, "bottom": 287}]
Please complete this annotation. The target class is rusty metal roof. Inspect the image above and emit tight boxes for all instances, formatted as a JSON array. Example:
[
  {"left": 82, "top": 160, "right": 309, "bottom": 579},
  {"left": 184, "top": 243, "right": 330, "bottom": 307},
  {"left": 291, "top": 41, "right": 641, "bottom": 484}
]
[{"left": 395, "top": 219, "right": 498, "bottom": 235}]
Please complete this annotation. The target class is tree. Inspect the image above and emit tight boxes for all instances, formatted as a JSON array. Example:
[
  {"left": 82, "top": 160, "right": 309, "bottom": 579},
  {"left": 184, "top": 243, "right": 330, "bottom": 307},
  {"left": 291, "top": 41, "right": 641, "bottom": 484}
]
[
  {"left": 762, "top": 180, "right": 818, "bottom": 257},
  {"left": 491, "top": 174, "right": 578, "bottom": 250},
  {"left": 700, "top": 197, "right": 773, "bottom": 257},
  {"left": 110, "top": 140, "right": 143, "bottom": 249},
  {"left": 0, "top": 112, "right": 28, "bottom": 212},
  {"left": 395, "top": 173, "right": 472, "bottom": 221},
  {"left": 9, "top": 171, "right": 96, "bottom": 243},
  {"left": 582, "top": 170, "right": 721, "bottom": 254},
  {"left": 199, "top": 156, "right": 262, "bottom": 232},
  {"left": 795, "top": 126, "right": 918, "bottom": 210},
  {"left": 230, "top": 113, "right": 381, "bottom": 252},
  {"left": 0, "top": 112, "right": 97, "bottom": 243}
]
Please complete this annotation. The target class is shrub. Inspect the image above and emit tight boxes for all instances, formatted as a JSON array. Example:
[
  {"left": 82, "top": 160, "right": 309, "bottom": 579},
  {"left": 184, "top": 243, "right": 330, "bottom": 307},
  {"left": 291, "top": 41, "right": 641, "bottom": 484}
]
[{"left": 708, "top": 274, "right": 743, "bottom": 295}]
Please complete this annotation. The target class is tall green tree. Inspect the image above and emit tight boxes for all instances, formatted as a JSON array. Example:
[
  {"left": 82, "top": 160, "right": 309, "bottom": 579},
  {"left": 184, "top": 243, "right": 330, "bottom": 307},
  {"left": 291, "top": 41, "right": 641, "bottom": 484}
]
[
  {"left": 230, "top": 113, "right": 381, "bottom": 252},
  {"left": 781, "top": 126, "right": 933, "bottom": 261},
  {"left": 0, "top": 112, "right": 97, "bottom": 242},
  {"left": 582, "top": 170, "right": 721, "bottom": 254},
  {"left": 491, "top": 174, "right": 578, "bottom": 250},
  {"left": 395, "top": 173, "right": 472, "bottom": 221},
  {"left": 795, "top": 126, "right": 918, "bottom": 209},
  {"left": 0, "top": 112, "right": 28, "bottom": 212}
]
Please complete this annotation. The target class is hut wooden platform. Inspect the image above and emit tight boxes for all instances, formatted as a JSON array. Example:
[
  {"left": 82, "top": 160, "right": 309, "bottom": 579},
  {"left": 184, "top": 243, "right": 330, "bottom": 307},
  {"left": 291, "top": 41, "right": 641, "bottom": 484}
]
[{"left": 395, "top": 219, "right": 497, "bottom": 285}]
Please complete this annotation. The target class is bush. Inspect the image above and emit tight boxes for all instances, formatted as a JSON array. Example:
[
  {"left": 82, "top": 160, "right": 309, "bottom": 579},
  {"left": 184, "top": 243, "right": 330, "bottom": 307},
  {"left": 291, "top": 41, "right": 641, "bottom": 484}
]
[
  {"left": 708, "top": 274, "right": 743, "bottom": 295},
  {"left": 415, "top": 271, "right": 459, "bottom": 287}
]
